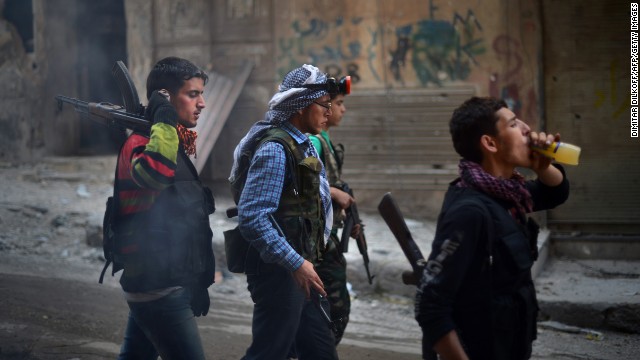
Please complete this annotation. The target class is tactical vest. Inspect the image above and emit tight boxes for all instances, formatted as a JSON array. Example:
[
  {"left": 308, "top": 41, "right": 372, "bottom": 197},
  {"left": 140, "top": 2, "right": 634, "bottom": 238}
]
[
  {"left": 115, "top": 145, "right": 216, "bottom": 292},
  {"left": 232, "top": 127, "right": 325, "bottom": 263},
  {"left": 313, "top": 134, "right": 345, "bottom": 228},
  {"left": 314, "top": 133, "right": 343, "bottom": 187}
]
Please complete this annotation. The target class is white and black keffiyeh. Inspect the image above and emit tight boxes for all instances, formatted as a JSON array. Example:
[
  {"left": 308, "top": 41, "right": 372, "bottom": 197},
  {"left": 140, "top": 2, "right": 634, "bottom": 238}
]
[
  {"left": 230, "top": 64, "right": 328, "bottom": 182},
  {"left": 230, "top": 64, "right": 333, "bottom": 241}
]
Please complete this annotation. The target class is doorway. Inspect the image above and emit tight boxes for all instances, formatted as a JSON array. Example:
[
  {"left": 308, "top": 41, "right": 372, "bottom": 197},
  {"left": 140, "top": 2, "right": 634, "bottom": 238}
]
[{"left": 75, "top": 0, "right": 128, "bottom": 154}]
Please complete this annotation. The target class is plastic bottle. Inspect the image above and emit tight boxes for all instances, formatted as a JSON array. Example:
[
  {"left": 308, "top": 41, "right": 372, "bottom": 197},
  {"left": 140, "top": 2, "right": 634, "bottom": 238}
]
[{"left": 531, "top": 141, "right": 581, "bottom": 165}]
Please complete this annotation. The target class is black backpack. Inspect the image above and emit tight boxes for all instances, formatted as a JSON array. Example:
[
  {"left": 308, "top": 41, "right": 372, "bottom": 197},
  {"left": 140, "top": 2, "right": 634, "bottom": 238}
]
[{"left": 99, "top": 148, "right": 125, "bottom": 284}]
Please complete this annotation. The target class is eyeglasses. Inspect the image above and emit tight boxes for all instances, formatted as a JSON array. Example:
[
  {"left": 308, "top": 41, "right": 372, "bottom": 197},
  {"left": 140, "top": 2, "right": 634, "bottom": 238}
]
[{"left": 313, "top": 101, "right": 332, "bottom": 111}]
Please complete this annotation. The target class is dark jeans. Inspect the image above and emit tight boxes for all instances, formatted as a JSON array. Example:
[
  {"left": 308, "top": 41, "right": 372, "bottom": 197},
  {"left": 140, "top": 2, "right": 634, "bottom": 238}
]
[
  {"left": 243, "top": 264, "right": 339, "bottom": 360},
  {"left": 118, "top": 287, "right": 205, "bottom": 360}
]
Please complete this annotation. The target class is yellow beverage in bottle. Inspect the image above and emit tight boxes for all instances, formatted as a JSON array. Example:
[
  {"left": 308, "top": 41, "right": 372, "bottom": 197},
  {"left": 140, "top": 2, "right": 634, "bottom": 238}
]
[{"left": 531, "top": 142, "right": 581, "bottom": 165}]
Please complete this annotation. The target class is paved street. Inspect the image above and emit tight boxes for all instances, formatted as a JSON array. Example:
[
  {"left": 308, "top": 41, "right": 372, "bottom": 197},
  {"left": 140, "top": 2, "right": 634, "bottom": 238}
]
[
  {"left": 2, "top": 252, "right": 639, "bottom": 360},
  {"left": 0, "top": 254, "right": 423, "bottom": 360},
  {"left": 1, "top": 156, "right": 639, "bottom": 359}
]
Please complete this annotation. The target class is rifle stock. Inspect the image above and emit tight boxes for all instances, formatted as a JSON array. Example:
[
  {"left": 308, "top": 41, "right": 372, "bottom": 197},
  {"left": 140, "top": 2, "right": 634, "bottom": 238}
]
[
  {"left": 338, "top": 183, "right": 374, "bottom": 284},
  {"left": 377, "top": 192, "right": 426, "bottom": 286}
]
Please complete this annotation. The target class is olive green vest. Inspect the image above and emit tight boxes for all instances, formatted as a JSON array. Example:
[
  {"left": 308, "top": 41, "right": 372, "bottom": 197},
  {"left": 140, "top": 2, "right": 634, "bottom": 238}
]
[
  {"left": 232, "top": 127, "right": 326, "bottom": 263},
  {"left": 313, "top": 133, "right": 345, "bottom": 228},
  {"left": 314, "top": 133, "right": 343, "bottom": 187}
]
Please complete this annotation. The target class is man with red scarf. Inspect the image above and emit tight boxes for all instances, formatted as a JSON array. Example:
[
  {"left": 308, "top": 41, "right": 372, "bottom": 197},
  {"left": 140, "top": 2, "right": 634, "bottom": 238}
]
[
  {"left": 415, "top": 97, "right": 570, "bottom": 360},
  {"left": 111, "top": 57, "right": 215, "bottom": 359}
]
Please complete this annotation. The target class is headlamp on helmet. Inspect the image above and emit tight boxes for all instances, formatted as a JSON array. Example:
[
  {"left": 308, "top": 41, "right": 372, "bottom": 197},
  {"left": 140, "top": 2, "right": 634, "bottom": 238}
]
[{"left": 303, "top": 75, "right": 351, "bottom": 96}]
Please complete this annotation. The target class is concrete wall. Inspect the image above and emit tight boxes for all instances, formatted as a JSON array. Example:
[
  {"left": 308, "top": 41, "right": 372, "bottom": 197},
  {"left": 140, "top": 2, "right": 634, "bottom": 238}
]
[
  {"left": 1, "top": 0, "right": 127, "bottom": 161},
  {"left": 272, "top": 0, "right": 542, "bottom": 106},
  {"left": 0, "top": 0, "right": 547, "bottom": 218},
  {"left": 542, "top": 0, "right": 639, "bottom": 234},
  {"left": 2, "top": 0, "right": 637, "bottom": 233},
  {"left": 0, "top": 0, "right": 41, "bottom": 161},
  {"left": 264, "top": 0, "right": 544, "bottom": 217}
]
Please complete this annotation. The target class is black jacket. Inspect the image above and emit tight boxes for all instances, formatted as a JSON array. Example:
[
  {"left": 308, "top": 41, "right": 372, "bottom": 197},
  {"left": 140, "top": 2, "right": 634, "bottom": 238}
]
[
  {"left": 416, "top": 165, "right": 569, "bottom": 360},
  {"left": 118, "top": 148, "right": 216, "bottom": 292}
]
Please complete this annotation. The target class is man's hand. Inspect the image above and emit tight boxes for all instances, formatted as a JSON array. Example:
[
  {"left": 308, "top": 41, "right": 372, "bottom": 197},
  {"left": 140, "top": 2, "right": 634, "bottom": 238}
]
[
  {"left": 350, "top": 223, "right": 362, "bottom": 238},
  {"left": 529, "top": 131, "right": 564, "bottom": 186},
  {"left": 190, "top": 287, "right": 211, "bottom": 317},
  {"left": 145, "top": 89, "right": 178, "bottom": 126},
  {"left": 330, "top": 187, "right": 355, "bottom": 210},
  {"left": 292, "top": 260, "right": 326, "bottom": 298},
  {"left": 433, "top": 330, "right": 470, "bottom": 360},
  {"left": 529, "top": 131, "right": 557, "bottom": 170}
]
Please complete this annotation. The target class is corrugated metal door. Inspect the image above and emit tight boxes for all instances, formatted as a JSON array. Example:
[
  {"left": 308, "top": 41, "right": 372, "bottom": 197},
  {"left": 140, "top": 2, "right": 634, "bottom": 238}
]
[{"left": 543, "top": 0, "right": 640, "bottom": 234}]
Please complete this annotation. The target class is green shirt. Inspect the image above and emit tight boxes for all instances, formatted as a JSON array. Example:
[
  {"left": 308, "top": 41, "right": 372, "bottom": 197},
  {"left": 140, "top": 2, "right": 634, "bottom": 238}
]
[{"left": 309, "top": 130, "right": 334, "bottom": 160}]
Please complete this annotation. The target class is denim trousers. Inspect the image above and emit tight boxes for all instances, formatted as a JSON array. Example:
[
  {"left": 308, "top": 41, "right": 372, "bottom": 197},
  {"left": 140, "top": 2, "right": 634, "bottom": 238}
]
[
  {"left": 117, "top": 287, "right": 206, "bottom": 360},
  {"left": 242, "top": 264, "right": 339, "bottom": 360}
]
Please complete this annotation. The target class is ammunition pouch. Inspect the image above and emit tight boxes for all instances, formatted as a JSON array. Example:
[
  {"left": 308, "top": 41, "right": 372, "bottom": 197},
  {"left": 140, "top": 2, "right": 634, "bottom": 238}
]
[{"left": 224, "top": 226, "right": 259, "bottom": 275}]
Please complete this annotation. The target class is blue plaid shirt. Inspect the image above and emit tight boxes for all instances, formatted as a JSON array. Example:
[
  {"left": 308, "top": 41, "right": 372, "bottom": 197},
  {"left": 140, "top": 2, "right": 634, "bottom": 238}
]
[{"left": 237, "top": 122, "right": 333, "bottom": 271}]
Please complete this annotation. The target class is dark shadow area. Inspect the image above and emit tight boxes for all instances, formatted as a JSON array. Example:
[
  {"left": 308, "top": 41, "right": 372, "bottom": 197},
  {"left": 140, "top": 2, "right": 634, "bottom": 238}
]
[{"left": 75, "top": 0, "right": 128, "bottom": 154}]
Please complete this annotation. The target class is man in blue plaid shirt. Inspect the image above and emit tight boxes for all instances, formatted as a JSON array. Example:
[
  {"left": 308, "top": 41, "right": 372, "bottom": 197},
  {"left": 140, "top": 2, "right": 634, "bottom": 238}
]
[{"left": 230, "top": 64, "right": 338, "bottom": 360}]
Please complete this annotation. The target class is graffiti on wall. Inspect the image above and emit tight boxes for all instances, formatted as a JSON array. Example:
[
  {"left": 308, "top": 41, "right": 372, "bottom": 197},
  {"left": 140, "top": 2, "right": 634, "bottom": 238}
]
[
  {"left": 594, "top": 60, "right": 630, "bottom": 119},
  {"left": 488, "top": 35, "right": 538, "bottom": 122},
  {"left": 277, "top": 16, "right": 369, "bottom": 82},
  {"left": 391, "top": 10, "right": 485, "bottom": 86},
  {"left": 276, "top": 3, "right": 486, "bottom": 87}
]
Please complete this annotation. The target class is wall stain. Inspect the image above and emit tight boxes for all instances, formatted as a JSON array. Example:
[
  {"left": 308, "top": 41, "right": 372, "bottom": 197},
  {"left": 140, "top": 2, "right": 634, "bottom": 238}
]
[{"left": 594, "top": 60, "right": 631, "bottom": 119}]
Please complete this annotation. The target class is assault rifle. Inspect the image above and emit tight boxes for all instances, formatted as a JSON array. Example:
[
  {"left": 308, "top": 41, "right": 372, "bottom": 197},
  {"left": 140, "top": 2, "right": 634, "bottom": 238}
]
[
  {"left": 339, "top": 182, "right": 374, "bottom": 285},
  {"left": 55, "top": 61, "right": 150, "bottom": 132},
  {"left": 377, "top": 192, "right": 426, "bottom": 286}
]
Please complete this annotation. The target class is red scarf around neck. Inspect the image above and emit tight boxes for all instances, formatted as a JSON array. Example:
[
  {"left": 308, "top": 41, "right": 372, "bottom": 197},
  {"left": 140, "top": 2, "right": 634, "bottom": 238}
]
[{"left": 177, "top": 124, "right": 197, "bottom": 157}]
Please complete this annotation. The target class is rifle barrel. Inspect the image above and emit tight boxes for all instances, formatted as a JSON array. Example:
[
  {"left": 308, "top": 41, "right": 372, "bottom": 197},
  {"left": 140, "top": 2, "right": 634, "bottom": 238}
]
[
  {"left": 338, "top": 183, "right": 375, "bottom": 284},
  {"left": 55, "top": 95, "right": 88, "bottom": 111},
  {"left": 56, "top": 94, "right": 150, "bottom": 132},
  {"left": 356, "top": 233, "right": 374, "bottom": 284}
]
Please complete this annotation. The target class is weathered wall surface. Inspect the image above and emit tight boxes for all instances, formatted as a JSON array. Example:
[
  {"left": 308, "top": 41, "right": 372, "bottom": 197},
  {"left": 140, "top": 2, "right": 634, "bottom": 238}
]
[
  {"left": 206, "top": 0, "right": 276, "bottom": 182},
  {"left": 272, "top": 0, "right": 542, "bottom": 117},
  {"left": 1, "top": 0, "right": 124, "bottom": 161},
  {"left": 122, "top": 0, "right": 274, "bottom": 182},
  {"left": 0, "top": 0, "right": 40, "bottom": 161},
  {"left": 542, "top": 0, "right": 639, "bottom": 234},
  {"left": 2, "top": 0, "right": 636, "bottom": 232},
  {"left": 0, "top": 0, "right": 543, "bottom": 218},
  {"left": 123, "top": 0, "right": 154, "bottom": 103},
  {"left": 267, "top": 0, "right": 543, "bottom": 217}
]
